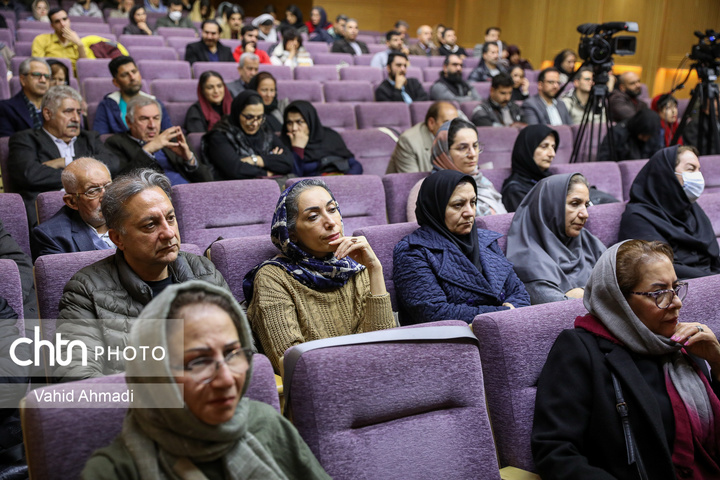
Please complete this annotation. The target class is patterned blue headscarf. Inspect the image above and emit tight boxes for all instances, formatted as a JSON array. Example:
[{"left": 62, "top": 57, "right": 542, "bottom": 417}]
[{"left": 242, "top": 180, "right": 365, "bottom": 302}]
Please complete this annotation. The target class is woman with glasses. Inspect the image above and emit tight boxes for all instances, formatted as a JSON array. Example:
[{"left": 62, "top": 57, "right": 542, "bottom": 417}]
[
  {"left": 507, "top": 173, "right": 606, "bottom": 305},
  {"left": 620, "top": 145, "right": 720, "bottom": 280},
  {"left": 532, "top": 239, "right": 720, "bottom": 479},
  {"left": 407, "top": 118, "right": 505, "bottom": 222},
  {"left": 184, "top": 70, "right": 232, "bottom": 133},
  {"left": 203, "top": 91, "right": 293, "bottom": 180},
  {"left": 247, "top": 72, "right": 287, "bottom": 134},
  {"left": 394, "top": 170, "right": 529, "bottom": 325},
  {"left": 82, "top": 280, "right": 330, "bottom": 479},
  {"left": 244, "top": 179, "right": 395, "bottom": 372}
]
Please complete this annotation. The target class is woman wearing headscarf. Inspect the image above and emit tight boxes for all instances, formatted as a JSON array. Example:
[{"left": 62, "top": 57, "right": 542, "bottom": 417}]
[
  {"left": 247, "top": 72, "right": 287, "bottom": 134},
  {"left": 620, "top": 145, "right": 720, "bottom": 279},
  {"left": 533, "top": 239, "right": 720, "bottom": 479},
  {"left": 506, "top": 45, "right": 533, "bottom": 70},
  {"left": 280, "top": 5, "right": 307, "bottom": 34},
  {"left": 81, "top": 280, "right": 330, "bottom": 479},
  {"left": 653, "top": 93, "right": 684, "bottom": 147},
  {"left": 305, "top": 6, "right": 334, "bottom": 43},
  {"left": 184, "top": 70, "right": 232, "bottom": 133},
  {"left": 507, "top": 173, "right": 606, "bottom": 305},
  {"left": 280, "top": 100, "right": 363, "bottom": 176},
  {"left": 394, "top": 170, "right": 529, "bottom": 325},
  {"left": 597, "top": 108, "right": 664, "bottom": 162},
  {"left": 244, "top": 179, "right": 395, "bottom": 372},
  {"left": 203, "top": 91, "right": 293, "bottom": 180},
  {"left": 122, "top": 5, "right": 153, "bottom": 35}
]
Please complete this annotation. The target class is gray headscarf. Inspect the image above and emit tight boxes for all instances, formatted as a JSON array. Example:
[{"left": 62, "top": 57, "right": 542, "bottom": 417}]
[{"left": 121, "top": 280, "right": 288, "bottom": 480}]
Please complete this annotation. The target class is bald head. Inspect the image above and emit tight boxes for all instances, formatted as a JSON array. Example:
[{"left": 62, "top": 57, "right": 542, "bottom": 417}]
[
  {"left": 62, "top": 157, "right": 112, "bottom": 230},
  {"left": 619, "top": 72, "right": 642, "bottom": 97},
  {"left": 61, "top": 157, "right": 110, "bottom": 192},
  {"left": 426, "top": 101, "right": 458, "bottom": 135}
]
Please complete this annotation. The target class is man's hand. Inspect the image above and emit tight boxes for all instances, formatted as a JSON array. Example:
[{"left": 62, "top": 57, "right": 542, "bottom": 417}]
[
  {"left": 394, "top": 73, "right": 407, "bottom": 90},
  {"left": 43, "top": 158, "right": 66, "bottom": 169},
  {"left": 62, "top": 27, "right": 82, "bottom": 46},
  {"left": 143, "top": 126, "right": 192, "bottom": 162},
  {"left": 286, "top": 129, "right": 309, "bottom": 149}
]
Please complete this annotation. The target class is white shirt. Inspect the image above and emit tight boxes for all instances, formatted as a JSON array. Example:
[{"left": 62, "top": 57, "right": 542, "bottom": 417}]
[
  {"left": 43, "top": 128, "right": 77, "bottom": 166},
  {"left": 545, "top": 99, "right": 563, "bottom": 126}
]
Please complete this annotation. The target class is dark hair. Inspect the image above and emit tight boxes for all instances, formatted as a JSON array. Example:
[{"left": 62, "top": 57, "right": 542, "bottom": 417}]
[
  {"left": 282, "top": 27, "right": 303, "bottom": 49},
  {"left": 168, "top": 0, "right": 183, "bottom": 7},
  {"left": 553, "top": 49, "right": 576, "bottom": 74},
  {"left": 482, "top": 41, "right": 498, "bottom": 55},
  {"left": 394, "top": 20, "right": 409, "bottom": 29},
  {"left": 102, "top": 169, "right": 172, "bottom": 234},
  {"left": 576, "top": 66, "right": 593, "bottom": 77},
  {"left": 199, "top": 70, "right": 224, "bottom": 90},
  {"left": 286, "top": 179, "right": 335, "bottom": 234},
  {"left": 616, "top": 240, "right": 674, "bottom": 297},
  {"left": 626, "top": 109, "right": 661, "bottom": 137},
  {"left": 201, "top": 19, "right": 221, "bottom": 33},
  {"left": 226, "top": 5, "right": 243, "bottom": 18},
  {"left": 48, "top": 7, "right": 64, "bottom": 19},
  {"left": 442, "top": 27, "right": 454, "bottom": 39},
  {"left": 491, "top": 72, "right": 513, "bottom": 89},
  {"left": 262, "top": 4, "right": 276, "bottom": 14},
  {"left": 241, "top": 24, "right": 257, "bottom": 36},
  {"left": 676, "top": 145, "right": 700, "bottom": 165},
  {"left": 386, "top": 29, "right": 401, "bottom": 42},
  {"left": 485, "top": 26, "right": 500, "bottom": 35},
  {"left": 387, "top": 52, "right": 408, "bottom": 66},
  {"left": 335, "top": 14, "right": 347, "bottom": 23},
  {"left": 247, "top": 71, "right": 276, "bottom": 93},
  {"left": 443, "top": 53, "right": 461, "bottom": 66},
  {"left": 46, "top": 59, "right": 69, "bottom": 85},
  {"left": 108, "top": 55, "right": 136, "bottom": 78},
  {"left": 538, "top": 67, "right": 560, "bottom": 83},
  {"left": 447, "top": 118, "right": 477, "bottom": 147},
  {"left": 128, "top": 5, "right": 144, "bottom": 25},
  {"left": 425, "top": 101, "right": 454, "bottom": 125}
]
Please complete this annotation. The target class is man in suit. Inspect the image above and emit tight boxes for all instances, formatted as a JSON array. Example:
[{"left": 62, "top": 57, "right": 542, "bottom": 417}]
[
  {"left": 471, "top": 73, "right": 524, "bottom": 127},
  {"left": 408, "top": 25, "right": 439, "bottom": 57},
  {"left": 32, "top": 157, "right": 115, "bottom": 260},
  {"left": 8, "top": 85, "right": 119, "bottom": 227},
  {"left": 331, "top": 19, "right": 369, "bottom": 55},
  {"left": 0, "top": 57, "right": 50, "bottom": 137},
  {"left": 184, "top": 20, "right": 234, "bottom": 65},
  {"left": 386, "top": 101, "right": 458, "bottom": 173},
  {"left": 227, "top": 52, "right": 259, "bottom": 98},
  {"left": 375, "top": 53, "right": 428, "bottom": 103},
  {"left": 522, "top": 67, "right": 572, "bottom": 126}
]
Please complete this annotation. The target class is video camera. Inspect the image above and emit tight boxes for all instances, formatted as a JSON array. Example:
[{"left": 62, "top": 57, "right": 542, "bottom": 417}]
[
  {"left": 576, "top": 21, "right": 638, "bottom": 64},
  {"left": 690, "top": 30, "right": 720, "bottom": 66}
]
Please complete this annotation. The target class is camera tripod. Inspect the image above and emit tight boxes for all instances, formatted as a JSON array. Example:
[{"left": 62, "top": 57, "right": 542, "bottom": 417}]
[{"left": 671, "top": 64, "right": 720, "bottom": 155}]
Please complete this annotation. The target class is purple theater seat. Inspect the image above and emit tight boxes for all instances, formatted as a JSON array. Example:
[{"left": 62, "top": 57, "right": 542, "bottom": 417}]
[
  {"left": 427, "top": 56, "right": 445, "bottom": 67},
  {"left": 422, "top": 66, "right": 442, "bottom": 82},
  {"left": 35, "top": 190, "right": 65, "bottom": 224},
  {"left": 552, "top": 125, "right": 574, "bottom": 164},
  {"left": 339, "top": 129, "right": 397, "bottom": 176},
  {"left": 312, "top": 52, "right": 353, "bottom": 66},
  {"left": 476, "top": 212, "right": 514, "bottom": 254},
  {"left": 208, "top": 235, "right": 277, "bottom": 304},
  {"left": 17, "top": 20, "right": 49, "bottom": 30},
  {"left": 618, "top": 159, "right": 648, "bottom": 202},
  {"left": 0, "top": 137, "right": 12, "bottom": 191},
  {"left": 156, "top": 26, "right": 196, "bottom": 38},
  {"left": 407, "top": 55, "right": 429, "bottom": 69},
  {"left": 352, "top": 221, "right": 419, "bottom": 309},
  {"left": 382, "top": 172, "right": 430, "bottom": 224},
  {"left": 165, "top": 35, "right": 195, "bottom": 53},
  {"left": 137, "top": 59, "right": 192, "bottom": 80},
  {"left": 472, "top": 298, "right": 587, "bottom": 471},
  {"left": 473, "top": 81, "right": 491, "bottom": 99},
  {"left": 192, "top": 61, "right": 238, "bottom": 80},
  {"left": 258, "top": 64, "right": 293, "bottom": 80},
  {"left": 366, "top": 43, "right": 386, "bottom": 54},
  {"left": 697, "top": 192, "right": 720, "bottom": 244},
  {"left": 0, "top": 29, "right": 12, "bottom": 48},
  {"left": 352, "top": 54, "right": 372, "bottom": 66},
  {"left": 355, "top": 103, "right": 411, "bottom": 131},
  {"left": 463, "top": 56, "right": 480, "bottom": 69},
  {"left": 126, "top": 45, "right": 178, "bottom": 61},
  {"left": 76, "top": 58, "right": 112, "bottom": 81},
  {"left": 86, "top": 101, "right": 98, "bottom": 130},
  {"left": 256, "top": 40, "right": 272, "bottom": 53},
  {"left": 276, "top": 80, "right": 323, "bottom": 102},
  {"left": 150, "top": 79, "right": 198, "bottom": 103},
  {"left": 700, "top": 155, "right": 720, "bottom": 195},
  {"left": 583, "top": 202, "right": 626, "bottom": 247},
  {"left": 677, "top": 98, "right": 690, "bottom": 118},
  {"left": 303, "top": 42, "right": 329, "bottom": 56},
  {"left": 409, "top": 100, "right": 434, "bottom": 125},
  {"left": 0, "top": 259, "right": 24, "bottom": 327},
  {"left": 338, "top": 66, "right": 384, "bottom": 84},
  {"left": 285, "top": 325, "right": 502, "bottom": 480},
  {"left": 480, "top": 167, "right": 512, "bottom": 195},
  {"left": 118, "top": 34, "right": 165, "bottom": 47},
  {"left": 570, "top": 123, "right": 608, "bottom": 163},
  {"left": 160, "top": 101, "right": 193, "bottom": 127},
  {"left": 186, "top": 132, "right": 202, "bottom": 156},
  {"left": 548, "top": 161, "right": 623, "bottom": 202},
  {"left": 525, "top": 70, "right": 540, "bottom": 82},
  {"left": 293, "top": 65, "right": 338, "bottom": 82},
  {"left": 355, "top": 34, "right": 376, "bottom": 45},
  {"left": 406, "top": 66, "right": 423, "bottom": 81},
  {"left": 476, "top": 126, "right": 520, "bottom": 169},
  {"left": 0, "top": 192, "right": 31, "bottom": 257},
  {"left": 314, "top": 102, "right": 356, "bottom": 131},
  {"left": 286, "top": 175, "right": 388, "bottom": 234},
  {"left": 14, "top": 41, "right": 32, "bottom": 56},
  {"left": 323, "top": 80, "right": 374, "bottom": 103},
  {"left": 172, "top": 179, "right": 280, "bottom": 251},
  {"left": 460, "top": 101, "right": 481, "bottom": 119}
]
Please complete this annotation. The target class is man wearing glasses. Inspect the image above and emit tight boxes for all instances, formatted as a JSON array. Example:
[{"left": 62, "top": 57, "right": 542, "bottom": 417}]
[
  {"left": 0, "top": 57, "right": 51, "bottom": 137},
  {"left": 522, "top": 67, "right": 572, "bottom": 126},
  {"left": 32, "top": 157, "right": 115, "bottom": 260}
]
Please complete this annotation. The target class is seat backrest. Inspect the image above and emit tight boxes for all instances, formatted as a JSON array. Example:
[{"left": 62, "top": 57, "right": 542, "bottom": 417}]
[
  {"left": 0, "top": 192, "right": 31, "bottom": 257},
  {"left": 118, "top": 34, "right": 165, "bottom": 47},
  {"left": 257, "top": 64, "right": 293, "bottom": 81},
  {"left": 700, "top": 155, "right": 720, "bottom": 195},
  {"left": 303, "top": 42, "right": 329, "bottom": 56},
  {"left": 548, "top": 161, "right": 624, "bottom": 202},
  {"left": 476, "top": 212, "right": 514, "bottom": 254},
  {"left": 471, "top": 298, "right": 587, "bottom": 470},
  {"left": 163, "top": 101, "right": 194, "bottom": 127},
  {"left": 338, "top": 65, "right": 384, "bottom": 83},
  {"left": 172, "top": 179, "right": 280, "bottom": 251},
  {"left": 339, "top": 129, "right": 397, "bottom": 176},
  {"left": 275, "top": 79, "right": 324, "bottom": 102},
  {"left": 355, "top": 103, "right": 412, "bottom": 131},
  {"left": 322, "top": 80, "right": 374, "bottom": 103},
  {"left": 150, "top": 78, "right": 198, "bottom": 103},
  {"left": 618, "top": 159, "right": 648, "bottom": 201},
  {"left": 126, "top": 45, "right": 178, "bottom": 61},
  {"left": 293, "top": 65, "right": 338, "bottom": 82},
  {"left": 156, "top": 26, "right": 196, "bottom": 38},
  {"left": 0, "top": 259, "right": 24, "bottom": 327},
  {"left": 191, "top": 61, "right": 238, "bottom": 80},
  {"left": 697, "top": 192, "right": 720, "bottom": 244},
  {"left": 35, "top": 190, "right": 65, "bottom": 224},
  {"left": 76, "top": 57, "right": 112, "bottom": 81},
  {"left": 570, "top": 122, "right": 608, "bottom": 163},
  {"left": 584, "top": 202, "right": 627, "bottom": 247},
  {"left": 137, "top": 59, "right": 192, "bottom": 80},
  {"left": 552, "top": 125, "right": 574, "bottom": 164},
  {"left": 480, "top": 167, "right": 513, "bottom": 195},
  {"left": 382, "top": 172, "right": 430, "bottom": 224},
  {"left": 477, "top": 126, "right": 520, "bottom": 169},
  {"left": 408, "top": 100, "right": 434, "bottom": 125},
  {"left": 313, "top": 102, "right": 356, "bottom": 131},
  {"left": 286, "top": 325, "right": 501, "bottom": 480}
]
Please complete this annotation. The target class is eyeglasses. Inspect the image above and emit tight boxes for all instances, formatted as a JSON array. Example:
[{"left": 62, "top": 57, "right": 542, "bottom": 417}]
[
  {"left": 72, "top": 182, "right": 112, "bottom": 199},
  {"left": 182, "top": 347, "right": 253, "bottom": 384},
  {"left": 241, "top": 113, "right": 265, "bottom": 124},
  {"left": 452, "top": 143, "right": 485, "bottom": 155},
  {"left": 630, "top": 281, "right": 688, "bottom": 309},
  {"left": 25, "top": 72, "right": 51, "bottom": 80}
]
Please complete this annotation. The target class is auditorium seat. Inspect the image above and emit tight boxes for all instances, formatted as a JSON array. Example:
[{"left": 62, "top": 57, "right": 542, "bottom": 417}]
[
  {"left": 422, "top": 66, "right": 442, "bottom": 82},
  {"left": 136, "top": 59, "right": 192, "bottom": 80},
  {"left": 150, "top": 79, "right": 197, "bottom": 103},
  {"left": 697, "top": 192, "right": 720, "bottom": 245},
  {"left": 118, "top": 34, "right": 165, "bottom": 48},
  {"left": 293, "top": 65, "right": 338, "bottom": 82},
  {"left": 355, "top": 103, "right": 411, "bottom": 131},
  {"left": 618, "top": 159, "right": 648, "bottom": 201},
  {"left": 700, "top": 155, "right": 720, "bottom": 195},
  {"left": 584, "top": 202, "right": 626, "bottom": 247},
  {"left": 473, "top": 81, "right": 491, "bottom": 99},
  {"left": 339, "top": 129, "right": 398, "bottom": 176},
  {"left": 165, "top": 35, "right": 195, "bottom": 54},
  {"left": 162, "top": 102, "right": 193, "bottom": 129},
  {"left": 338, "top": 65, "right": 384, "bottom": 85},
  {"left": 303, "top": 42, "right": 329, "bottom": 56},
  {"left": 313, "top": 102, "right": 356, "bottom": 131},
  {"left": 156, "top": 27, "right": 196, "bottom": 38},
  {"left": 276, "top": 80, "right": 324, "bottom": 102},
  {"left": 407, "top": 55, "right": 429, "bottom": 69},
  {"left": 126, "top": 45, "right": 178, "bottom": 61},
  {"left": 459, "top": 101, "right": 480, "bottom": 119},
  {"left": 570, "top": 123, "right": 608, "bottom": 163},
  {"left": 548, "top": 161, "right": 624, "bottom": 201},
  {"left": 14, "top": 41, "right": 32, "bottom": 57},
  {"left": 0, "top": 192, "right": 31, "bottom": 257},
  {"left": 76, "top": 58, "right": 112, "bottom": 80},
  {"left": 382, "top": 172, "right": 430, "bottom": 224},
  {"left": 352, "top": 54, "right": 373, "bottom": 66},
  {"left": 406, "top": 66, "right": 423, "bottom": 82},
  {"left": 0, "top": 259, "right": 24, "bottom": 326},
  {"left": 191, "top": 61, "right": 238, "bottom": 80},
  {"left": 35, "top": 190, "right": 65, "bottom": 224},
  {"left": 208, "top": 235, "right": 277, "bottom": 304},
  {"left": 312, "top": 52, "right": 353, "bottom": 66},
  {"left": 480, "top": 167, "right": 513, "bottom": 195},
  {"left": 409, "top": 100, "right": 435, "bottom": 125},
  {"left": 476, "top": 126, "right": 520, "bottom": 169},
  {"left": 428, "top": 56, "right": 445, "bottom": 67},
  {"left": 477, "top": 212, "right": 514, "bottom": 254},
  {"left": 323, "top": 80, "right": 374, "bottom": 103},
  {"left": 258, "top": 64, "right": 293, "bottom": 80}
]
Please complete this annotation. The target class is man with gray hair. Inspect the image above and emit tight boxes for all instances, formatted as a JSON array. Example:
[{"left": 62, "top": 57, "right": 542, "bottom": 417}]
[
  {"left": 0, "top": 57, "right": 51, "bottom": 137},
  {"left": 227, "top": 52, "right": 259, "bottom": 98},
  {"left": 8, "top": 85, "right": 119, "bottom": 226},
  {"left": 331, "top": 18, "right": 368, "bottom": 55},
  {"left": 55, "top": 168, "right": 228, "bottom": 381},
  {"left": 105, "top": 96, "right": 212, "bottom": 184}
]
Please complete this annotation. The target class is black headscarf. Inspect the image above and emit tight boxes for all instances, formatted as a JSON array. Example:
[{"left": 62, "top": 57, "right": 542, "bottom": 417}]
[
  {"left": 627, "top": 108, "right": 661, "bottom": 137},
  {"left": 280, "top": 4, "right": 304, "bottom": 30},
  {"left": 416, "top": 170, "right": 481, "bottom": 270},
  {"left": 280, "top": 100, "right": 353, "bottom": 162},
  {"left": 210, "top": 90, "right": 275, "bottom": 157},
  {"left": 247, "top": 72, "right": 281, "bottom": 132}
]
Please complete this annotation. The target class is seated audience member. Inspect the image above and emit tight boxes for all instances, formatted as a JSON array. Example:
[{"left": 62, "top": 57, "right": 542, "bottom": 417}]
[
  {"left": 219, "top": 5, "right": 243, "bottom": 39},
  {"left": 32, "top": 8, "right": 87, "bottom": 70},
  {"left": 253, "top": 13, "right": 278, "bottom": 43},
  {"left": 245, "top": 179, "right": 395, "bottom": 372},
  {"left": 553, "top": 49, "right": 576, "bottom": 84},
  {"left": 438, "top": 27, "right": 467, "bottom": 58},
  {"left": 471, "top": 73, "right": 524, "bottom": 127},
  {"left": 0, "top": 222, "right": 38, "bottom": 320},
  {"left": 68, "top": 0, "right": 102, "bottom": 17},
  {"left": 144, "top": 0, "right": 166, "bottom": 14},
  {"left": 430, "top": 54, "right": 481, "bottom": 102},
  {"left": 248, "top": 72, "right": 287, "bottom": 133},
  {"left": 332, "top": 14, "right": 347, "bottom": 40},
  {"left": 561, "top": 67, "right": 608, "bottom": 125},
  {"left": 407, "top": 119, "right": 505, "bottom": 221},
  {"left": 468, "top": 41, "right": 507, "bottom": 82},
  {"left": 203, "top": 91, "right": 293, "bottom": 180},
  {"left": 506, "top": 45, "right": 533, "bottom": 70},
  {"left": 0, "top": 57, "right": 50, "bottom": 138},
  {"left": 281, "top": 100, "right": 362, "bottom": 176},
  {"left": 597, "top": 108, "right": 663, "bottom": 162},
  {"left": 184, "top": 20, "right": 233, "bottom": 65},
  {"left": 375, "top": 53, "right": 428, "bottom": 104},
  {"left": 533, "top": 239, "right": 720, "bottom": 479},
  {"left": 522, "top": 67, "right": 572, "bottom": 125},
  {"left": 306, "top": 6, "right": 334, "bottom": 43},
  {"left": 370, "top": 30, "right": 408, "bottom": 68},
  {"left": 409, "top": 25, "right": 439, "bottom": 56},
  {"left": 48, "top": 59, "right": 69, "bottom": 86},
  {"left": 123, "top": 6, "right": 153, "bottom": 35},
  {"left": 431, "top": 24, "right": 445, "bottom": 48},
  {"left": 270, "top": 28, "right": 313, "bottom": 67},
  {"left": 184, "top": 70, "right": 232, "bottom": 133},
  {"left": 227, "top": 53, "right": 260, "bottom": 97},
  {"left": 331, "top": 18, "right": 368, "bottom": 55},
  {"left": 386, "top": 101, "right": 458, "bottom": 173},
  {"left": 154, "top": 0, "right": 196, "bottom": 33},
  {"left": 608, "top": 71, "right": 646, "bottom": 122},
  {"left": 94, "top": 56, "right": 172, "bottom": 135},
  {"left": 233, "top": 37, "right": 272, "bottom": 64},
  {"left": 188, "top": 0, "right": 214, "bottom": 22},
  {"left": 507, "top": 173, "right": 606, "bottom": 304},
  {"left": 473, "top": 26, "right": 505, "bottom": 59},
  {"left": 620, "top": 145, "right": 720, "bottom": 279},
  {"left": 82, "top": 281, "right": 330, "bottom": 478},
  {"left": 106, "top": 97, "right": 212, "bottom": 185},
  {"left": 394, "top": 170, "right": 529, "bottom": 325},
  {"left": 510, "top": 65, "right": 530, "bottom": 101},
  {"left": 501, "top": 124, "right": 557, "bottom": 212},
  {"left": 684, "top": 97, "right": 720, "bottom": 155},
  {"left": 9, "top": 86, "right": 119, "bottom": 227},
  {"left": 29, "top": 0, "right": 49, "bottom": 21},
  {"left": 394, "top": 19, "right": 409, "bottom": 43},
  {"left": 55, "top": 169, "right": 228, "bottom": 381},
  {"left": 653, "top": 93, "right": 683, "bottom": 147},
  {"left": 108, "top": 0, "right": 134, "bottom": 18},
  {"left": 281, "top": 5, "right": 307, "bottom": 34}
]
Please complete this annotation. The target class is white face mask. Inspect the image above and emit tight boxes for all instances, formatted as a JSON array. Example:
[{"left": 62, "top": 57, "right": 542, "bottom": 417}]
[
  {"left": 676, "top": 170, "right": 705, "bottom": 202},
  {"left": 168, "top": 10, "right": 182, "bottom": 22}
]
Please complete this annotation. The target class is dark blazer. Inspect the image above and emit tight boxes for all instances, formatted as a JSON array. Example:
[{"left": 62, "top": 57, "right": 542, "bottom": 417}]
[
  {"left": 521, "top": 94, "right": 572, "bottom": 126},
  {"left": 374, "top": 78, "right": 429, "bottom": 103},
  {"left": 331, "top": 38, "right": 369, "bottom": 55},
  {"left": 0, "top": 92, "right": 35, "bottom": 138},
  {"left": 184, "top": 40, "right": 234, "bottom": 65},
  {"left": 0, "top": 221, "right": 37, "bottom": 320},
  {"left": 32, "top": 205, "right": 114, "bottom": 260},
  {"left": 104, "top": 132, "right": 213, "bottom": 182}
]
